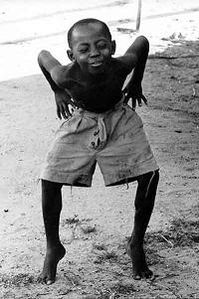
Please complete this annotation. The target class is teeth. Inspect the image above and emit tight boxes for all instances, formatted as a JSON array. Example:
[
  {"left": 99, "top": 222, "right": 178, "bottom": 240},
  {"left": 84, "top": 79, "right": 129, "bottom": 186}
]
[
  {"left": 93, "top": 63, "right": 101, "bottom": 66},
  {"left": 91, "top": 62, "right": 102, "bottom": 67}
]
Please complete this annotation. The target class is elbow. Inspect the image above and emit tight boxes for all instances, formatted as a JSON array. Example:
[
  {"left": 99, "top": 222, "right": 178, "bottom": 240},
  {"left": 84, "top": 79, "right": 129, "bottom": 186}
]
[
  {"left": 139, "top": 35, "right": 149, "bottom": 52},
  {"left": 135, "top": 35, "right": 149, "bottom": 54},
  {"left": 38, "top": 49, "right": 48, "bottom": 56},
  {"left": 37, "top": 50, "right": 49, "bottom": 64},
  {"left": 38, "top": 50, "right": 44, "bottom": 65}
]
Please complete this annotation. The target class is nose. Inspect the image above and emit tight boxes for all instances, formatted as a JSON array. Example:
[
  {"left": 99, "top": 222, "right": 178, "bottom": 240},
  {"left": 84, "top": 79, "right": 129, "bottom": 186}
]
[{"left": 90, "top": 46, "right": 100, "bottom": 57}]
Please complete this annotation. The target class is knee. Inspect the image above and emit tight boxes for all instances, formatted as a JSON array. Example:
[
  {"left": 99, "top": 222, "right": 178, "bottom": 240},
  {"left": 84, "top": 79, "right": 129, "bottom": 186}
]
[
  {"left": 41, "top": 179, "right": 62, "bottom": 192},
  {"left": 135, "top": 170, "right": 159, "bottom": 208},
  {"left": 41, "top": 180, "right": 63, "bottom": 213},
  {"left": 144, "top": 170, "right": 159, "bottom": 195},
  {"left": 138, "top": 169, "right": 159, "bottom": 187},
  {"left": 41, "top": 180, "right": 63, "bottom": 203},
  {"left": 147, "top": 169, "right": 159, "bottom": 181}
]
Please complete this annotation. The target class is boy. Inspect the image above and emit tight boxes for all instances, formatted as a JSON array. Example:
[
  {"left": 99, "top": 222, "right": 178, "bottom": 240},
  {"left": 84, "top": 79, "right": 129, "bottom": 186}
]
[{"left": 38, "top": 18, "right": 159, "bottom": 284}]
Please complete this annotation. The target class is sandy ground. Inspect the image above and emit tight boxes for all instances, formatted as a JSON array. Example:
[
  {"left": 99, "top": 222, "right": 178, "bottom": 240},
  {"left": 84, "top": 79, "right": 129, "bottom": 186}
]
[{"left": 1, "top": 0, "right": 199, "bottom": 298}]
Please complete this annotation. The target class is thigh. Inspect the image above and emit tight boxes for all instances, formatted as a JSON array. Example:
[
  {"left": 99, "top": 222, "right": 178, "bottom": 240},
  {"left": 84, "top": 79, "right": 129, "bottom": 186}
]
[
  {"left": 97, "top": 104, "right": 159, "bottom": 186},
  {"left": 41, "top": 111, "right": 99, "bottom": 186}
]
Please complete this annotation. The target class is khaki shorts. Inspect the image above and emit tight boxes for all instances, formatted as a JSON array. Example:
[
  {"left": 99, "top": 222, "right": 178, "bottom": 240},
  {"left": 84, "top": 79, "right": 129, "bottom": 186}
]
[{"left": 41, "top": 101, "right": 158, "bottom": 186}]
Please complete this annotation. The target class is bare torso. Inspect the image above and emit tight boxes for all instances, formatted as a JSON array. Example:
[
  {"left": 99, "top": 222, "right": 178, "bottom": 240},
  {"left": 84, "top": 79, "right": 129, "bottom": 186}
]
[{"left": 52, "top": 58, "right": 130, "bottom": 112}]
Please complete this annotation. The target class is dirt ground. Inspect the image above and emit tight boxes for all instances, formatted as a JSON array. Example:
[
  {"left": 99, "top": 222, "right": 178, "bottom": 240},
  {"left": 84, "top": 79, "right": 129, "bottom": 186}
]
[{"left": 1, "top": 36, "right": 199, "bottom": 298}]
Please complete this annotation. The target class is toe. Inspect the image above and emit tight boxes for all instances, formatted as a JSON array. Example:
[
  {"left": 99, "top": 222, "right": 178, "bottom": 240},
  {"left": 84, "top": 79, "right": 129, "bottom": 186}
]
[
  {"left": 145, "top": 269, "right": 153, "bottom": 279},
  {"left": 132, "top": 268, "right": 143, "bottom": 280},
  {"left": 44, "top": 268, "right": 56, "bottom": 285},
  {"left": 133, "top": 273, "right": 142, "bottom": 280},
  {"left": 46, "top": 279, "right": 55, "bottom": 285}
]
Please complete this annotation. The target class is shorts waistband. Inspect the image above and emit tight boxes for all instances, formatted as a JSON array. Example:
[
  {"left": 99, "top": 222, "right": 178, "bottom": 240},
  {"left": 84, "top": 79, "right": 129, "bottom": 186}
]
[{"left": 74, "top": 98, "right": 125, "bottom": 118}]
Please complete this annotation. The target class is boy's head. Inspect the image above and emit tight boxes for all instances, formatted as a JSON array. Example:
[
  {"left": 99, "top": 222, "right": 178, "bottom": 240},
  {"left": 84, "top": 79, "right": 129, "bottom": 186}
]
[{"left": 67, "top": 18, "right": 116, "bottom": 75}]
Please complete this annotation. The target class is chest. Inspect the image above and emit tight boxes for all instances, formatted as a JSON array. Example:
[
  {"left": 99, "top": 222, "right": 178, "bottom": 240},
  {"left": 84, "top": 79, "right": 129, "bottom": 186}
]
[{"left": 70, "top": 71, "right": 125, "bottom": 100}]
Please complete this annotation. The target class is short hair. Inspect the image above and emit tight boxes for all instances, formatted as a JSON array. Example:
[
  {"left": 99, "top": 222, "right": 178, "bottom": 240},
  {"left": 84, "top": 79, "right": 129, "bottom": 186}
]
[{"left": 67, "top": 18, "right": 112, "bottom": 49}]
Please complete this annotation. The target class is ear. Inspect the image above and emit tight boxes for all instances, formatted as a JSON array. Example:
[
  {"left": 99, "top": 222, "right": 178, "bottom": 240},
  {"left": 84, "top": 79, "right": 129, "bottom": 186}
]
[
  {"left": 111, "top": 40, "right": 116, "bottom": 55},
  {"left": 67, "top": 49, "right": 75, "bottom": 61}
]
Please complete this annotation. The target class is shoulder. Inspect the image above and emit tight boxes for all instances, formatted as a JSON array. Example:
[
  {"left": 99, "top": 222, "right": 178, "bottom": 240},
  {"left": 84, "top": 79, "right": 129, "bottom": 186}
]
[
  {"left": 111, "top": 55, "right": 137, "bottom": 74},
  {"left": 51, "top": 63, "right": 78, "bottom": 88}
]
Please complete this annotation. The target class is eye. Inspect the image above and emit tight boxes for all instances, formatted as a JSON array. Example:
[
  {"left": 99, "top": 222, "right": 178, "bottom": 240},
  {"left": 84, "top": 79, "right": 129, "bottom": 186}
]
[
  {"left": 78, "top": 47, "right": 89, "bottom": 53},
  {"left": 97, "top": 41, "right": 108, "bottom": 50}
]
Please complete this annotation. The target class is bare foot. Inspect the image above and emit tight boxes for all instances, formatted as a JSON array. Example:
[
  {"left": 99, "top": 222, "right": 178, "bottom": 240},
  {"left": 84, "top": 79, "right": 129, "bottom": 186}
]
[
  {"left": 38, "top": 243, "right": 66, "bottom": 285},
  {"left": 127, "top": 239, "right": 153, "bottom": 280}
]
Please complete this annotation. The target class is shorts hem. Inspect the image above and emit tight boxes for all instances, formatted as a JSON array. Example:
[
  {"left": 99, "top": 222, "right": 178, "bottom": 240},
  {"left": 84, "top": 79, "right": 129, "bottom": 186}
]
[
  {"left": 40, "top": 170, "right": 92, "bottom": 187},
  {"left": 103, "top": 165, "right": 159, "bottom": 187}
]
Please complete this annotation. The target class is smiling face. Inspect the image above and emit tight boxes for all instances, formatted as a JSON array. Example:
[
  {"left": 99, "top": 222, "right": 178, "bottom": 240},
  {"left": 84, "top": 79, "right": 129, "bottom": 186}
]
[{"left": 67, "top": 22, "right": 116, "bottom": 75}]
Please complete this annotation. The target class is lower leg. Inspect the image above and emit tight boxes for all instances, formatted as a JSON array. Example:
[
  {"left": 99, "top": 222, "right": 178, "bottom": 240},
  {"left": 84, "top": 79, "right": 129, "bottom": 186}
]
[
  {"left": 39, "top": 180, "right": 66, "bottom": 284},
  {"left": 127, "top": 170, "right": 159, "bottom": 279}
]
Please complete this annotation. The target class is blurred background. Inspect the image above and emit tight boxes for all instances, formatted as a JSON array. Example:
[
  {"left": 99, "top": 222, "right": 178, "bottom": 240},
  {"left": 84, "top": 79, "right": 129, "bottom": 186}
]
[{"left": 0, "top": 0, "right": 199, "bottom": 81}]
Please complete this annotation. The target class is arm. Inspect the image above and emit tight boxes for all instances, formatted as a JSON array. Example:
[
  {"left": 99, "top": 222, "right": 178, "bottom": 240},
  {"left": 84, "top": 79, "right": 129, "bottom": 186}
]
[
  {"left": 38, "top": 50, "right": 63, "bottom": 91},
  {"left": 122, "top": 36, "right": 149, "bottom": 109},
  {"left": 38, "top": 50, "right": 76, "bottom": 119}
]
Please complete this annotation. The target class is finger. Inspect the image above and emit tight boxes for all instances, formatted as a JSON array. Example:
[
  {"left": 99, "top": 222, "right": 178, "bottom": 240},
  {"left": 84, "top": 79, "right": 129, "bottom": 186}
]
[
  {"left": 132, "top": 98, "right": 137, "bottom": 110},
  {"left": 57, "top": 106, "right": 62, "bottom": 119},
  {"left": 68, "top": 104, "right": 75, "bottom": 115},
  {"left": 69, "top": 100, "right": 77, "bottom": 108},
  {"left": 60, "top": 104, "right": 68, "bottom": 119},
  {"left": 63, "top": 103, "right": 73, "bottom": 118},
  {"left": 63, "top": 98, "right": 77, "bottom": 111},
  {"left": 123, "top": 94, "right": 130, "bottom": 104},
  {"left": 141, "top": 95, "right": 148, "bottom": 105},
  {"left": 137, "top": 97, "right": 142, "bottom": 107},
  {"left": 64, "top": 96, "right": 76, "bottom": 107}
]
